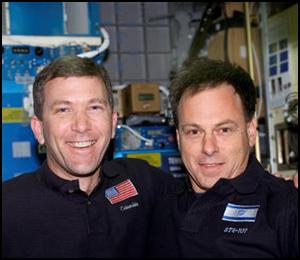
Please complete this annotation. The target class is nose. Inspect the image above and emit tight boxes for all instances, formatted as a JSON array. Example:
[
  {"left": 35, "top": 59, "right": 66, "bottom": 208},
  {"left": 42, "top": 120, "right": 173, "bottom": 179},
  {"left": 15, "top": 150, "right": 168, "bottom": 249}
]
[
  {"left": 202, "top": 133, "right": 219, "bottom": 156},
  {"left": 71, "top": 111, "right": 92, "bottom": 133}
]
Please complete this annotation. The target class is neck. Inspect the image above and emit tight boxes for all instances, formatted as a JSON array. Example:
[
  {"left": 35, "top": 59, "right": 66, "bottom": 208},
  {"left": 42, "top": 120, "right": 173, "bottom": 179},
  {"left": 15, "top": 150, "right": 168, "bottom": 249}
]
[
  {"left": 78, "top": 173, "right": 100, "bottom": 195},
  {"left": 46, "top": 159, "right": 102, "bottom": 194}
]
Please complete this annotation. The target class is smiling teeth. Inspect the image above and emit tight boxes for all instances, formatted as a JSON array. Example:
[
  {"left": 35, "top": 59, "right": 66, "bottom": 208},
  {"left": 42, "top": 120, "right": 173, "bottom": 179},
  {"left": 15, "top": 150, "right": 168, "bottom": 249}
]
[{"left": 69, "top": 141, "right": 96, "bottom": 148}]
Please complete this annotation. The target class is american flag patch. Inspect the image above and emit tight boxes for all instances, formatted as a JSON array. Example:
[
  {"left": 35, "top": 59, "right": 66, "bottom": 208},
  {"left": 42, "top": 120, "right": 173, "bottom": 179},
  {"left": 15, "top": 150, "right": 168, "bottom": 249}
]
[{"left": 105, "top": 179, "right": 138, "bottom": 204}]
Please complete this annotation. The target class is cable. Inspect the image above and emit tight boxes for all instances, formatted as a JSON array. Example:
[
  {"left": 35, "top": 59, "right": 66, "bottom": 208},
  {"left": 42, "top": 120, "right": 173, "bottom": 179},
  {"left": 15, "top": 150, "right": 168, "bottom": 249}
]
[
  {"left": 159, "top": 85, "right": 171, "bottom": 118},
  {"left": 159, "top": 85, "right": 169, "bottom": 97},
  {"left": 252, "top": 44, "right": 263, "bottom": 118},
  {"left": 117, "top": 125, "right": 154, "bottom": 147},
  {"left": 2, "top": 35, "right": 102, "bottom": 48},
  {"left": 3, "top": 27, "right": 109, "bottom": 59},
  {"left": 77, "top": 27, "right": 110, "bottom": 58}
]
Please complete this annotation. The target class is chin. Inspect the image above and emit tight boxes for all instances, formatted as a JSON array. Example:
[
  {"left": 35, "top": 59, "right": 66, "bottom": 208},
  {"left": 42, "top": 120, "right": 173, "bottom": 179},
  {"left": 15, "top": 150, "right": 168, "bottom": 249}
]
[
  {"left": 199, "top": 178, "right": 219, "bottom": 190},
  {"left": 70, "top": 170, "right": 98, "bottom": 178},
  {"left": 69, "top": 164, "right": 99, "bottom": 177}
]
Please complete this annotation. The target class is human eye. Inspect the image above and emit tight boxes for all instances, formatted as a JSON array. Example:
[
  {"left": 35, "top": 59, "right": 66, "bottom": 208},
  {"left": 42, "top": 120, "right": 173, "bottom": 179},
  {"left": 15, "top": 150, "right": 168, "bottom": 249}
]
[
  {"left": 217, "top": 127, "right": 233, "bottom": 135},
  {"left": 56, "top": 107, "right": 70, "bottom": 113},
  {"left": 89, "top": 104, "right": 104, "bottom": 111},
  {"left": 182, "top": 127, "right": 201, "bottom": 137}
]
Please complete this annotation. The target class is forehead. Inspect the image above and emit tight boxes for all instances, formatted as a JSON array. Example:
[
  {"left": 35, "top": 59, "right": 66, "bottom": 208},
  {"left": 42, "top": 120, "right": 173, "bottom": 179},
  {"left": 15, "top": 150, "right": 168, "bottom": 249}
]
[
  {"left": 178, "top": 84, "right": 244, "bottom": 119},
  {"left": 44, "top": 76, "right": 106, "bottom": 97},
  {"left": 181, "top": 83, "right": 240, "bottom": 103}
]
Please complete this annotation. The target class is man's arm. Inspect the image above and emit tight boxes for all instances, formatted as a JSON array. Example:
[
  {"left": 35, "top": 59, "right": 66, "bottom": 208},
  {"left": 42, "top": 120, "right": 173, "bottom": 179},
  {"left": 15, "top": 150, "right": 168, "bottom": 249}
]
[{"left": 274, "top": 172, "right": 298, "bottom": 189}]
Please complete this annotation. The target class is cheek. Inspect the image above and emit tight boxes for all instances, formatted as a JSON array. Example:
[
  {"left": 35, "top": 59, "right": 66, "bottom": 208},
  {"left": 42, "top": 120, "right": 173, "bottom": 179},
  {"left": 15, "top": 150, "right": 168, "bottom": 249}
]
[
  {"left": 179, "top": 140, "right": 198, "bottom": 160},
  {"left": 225, "top": 138, "right": 249, "bottom": 164},
  {"left": 42, "top": 121, "right": 67, "bottom": 144}
]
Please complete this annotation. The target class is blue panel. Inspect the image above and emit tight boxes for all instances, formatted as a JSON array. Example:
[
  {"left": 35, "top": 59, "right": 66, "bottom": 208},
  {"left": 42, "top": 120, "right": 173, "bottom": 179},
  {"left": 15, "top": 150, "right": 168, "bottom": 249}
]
[
  {"left": 160, "top": 151, "right": 186, "bottom": 178},
  {"left": 269, "top": 55, "right": 277, "bottom": 65},
  {"left": 2, "top": 45, "right": 104, "bottom": 82},
  {"left": 113, "top": 125, "right": 185, "bottom": 178},
  {"left": 2, "top": 46, "right": 57, "bottom": 82},
  {"left": 2, "top": 81, "right": 42, "bottom": 181},
  {"left": 2, "top": 80, "right": 26, "bottom": 94},
  {"left": 269, "top": 66, "right": 277, "bottom": 76},
  {"left": 114, "top": 149, "right": 186, "bottom": 178},
  {"left": 114, "top": 125, "right": 178, "bottom": 151},
  {"left": 280, "top": 62, "right": 288, "bottom": 73},
  {"left": 280, "top": 51, "right": 288, "bottom": 62},
  {"left": 9, "top": 2, "right": 64, "bottom": 35},
  {"left": 2, "top": 123, "right": 42, "bottom": 181},
  {"left": 88, "top": 2, "right": 101, "bottom": 36}
]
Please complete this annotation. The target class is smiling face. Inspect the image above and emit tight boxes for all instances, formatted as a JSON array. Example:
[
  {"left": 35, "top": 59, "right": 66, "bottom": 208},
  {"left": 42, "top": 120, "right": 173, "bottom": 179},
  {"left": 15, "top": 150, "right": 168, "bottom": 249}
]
[
  {"left": 31, "top": 76, "right": 117, "bottom": 180},
  {"left": 176, "top": 84, "right": 257, "bottom": 193}
]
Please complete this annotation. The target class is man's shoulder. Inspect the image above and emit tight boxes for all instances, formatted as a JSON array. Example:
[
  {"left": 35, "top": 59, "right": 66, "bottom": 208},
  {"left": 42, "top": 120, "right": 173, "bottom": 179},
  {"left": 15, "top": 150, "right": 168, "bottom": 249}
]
[
  {"left": 103, "top": 158, "right": 175, "bottom": 188},
  {"left": 104, "top": 158, "right": 168, "bottom": 177},
  {"left": 2, "top": 170, "right": 40, "bottom": 196},
  {"left": 250, "top": 157, "right": 296, "bottom": 196},
  {"left": 260, "top": 170, "right": 298, "bottom": 203},
  {"left": 261, "top": 170, "right": 297, "bottom": 190}
]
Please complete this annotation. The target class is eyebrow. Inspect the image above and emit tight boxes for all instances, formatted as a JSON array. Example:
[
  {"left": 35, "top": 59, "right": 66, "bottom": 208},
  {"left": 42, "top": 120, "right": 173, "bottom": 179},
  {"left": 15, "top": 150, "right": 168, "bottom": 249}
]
[
  {"left": 180, "top": 124, "right": 200, "bottom": 133},
  {"left": 88, "top": 98, "right": 108, "bottom": 106},
  {"left": 215, "top": 120, "right": 238, "bottom": 128},
  {"left": 50, "top": 98, "right": 108, "bottom": 109},
  {"left": 180, "top": 120, "right": 238, "bottom": 130},
  {"left": 50, "top": 100, "right": 71, "bottom": 109}
]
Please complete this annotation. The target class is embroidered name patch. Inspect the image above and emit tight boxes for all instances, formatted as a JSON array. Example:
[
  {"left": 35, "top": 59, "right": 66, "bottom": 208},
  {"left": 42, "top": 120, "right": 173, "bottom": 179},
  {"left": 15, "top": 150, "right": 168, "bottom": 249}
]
[
  {"left": 222, "top": 203, "right": 260, "bottom": 222},
  {"left": 120, "top": 202, "right": 139, "bottom": 211},
  {"left": 105, "top": 179, "right": 138, "bottom": 204}
]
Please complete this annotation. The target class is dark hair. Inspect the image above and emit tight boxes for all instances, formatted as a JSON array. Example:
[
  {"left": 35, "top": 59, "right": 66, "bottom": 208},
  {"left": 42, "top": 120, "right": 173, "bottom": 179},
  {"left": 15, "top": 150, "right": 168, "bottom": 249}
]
[
  {"left": 33, "top": 55, "right": 114, "bottom": 120},
  {"left": 169, "top": 58, "right": 257, "bottom": 126}
]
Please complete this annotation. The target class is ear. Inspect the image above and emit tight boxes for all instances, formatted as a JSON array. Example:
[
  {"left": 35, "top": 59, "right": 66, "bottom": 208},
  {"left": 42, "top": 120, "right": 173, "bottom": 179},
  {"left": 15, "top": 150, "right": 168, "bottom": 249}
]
[
  {"left": 247, "top": 116, "right": 257, "bottom": 147},
  {"left": 30, "top": 116, "right": 45, "bottom": 144},
  {"left": 176, "top": 128, "right": 181, "bottom": 151},
  {"left": 111, "top": 111, "right": 118, "bottom": 139}
]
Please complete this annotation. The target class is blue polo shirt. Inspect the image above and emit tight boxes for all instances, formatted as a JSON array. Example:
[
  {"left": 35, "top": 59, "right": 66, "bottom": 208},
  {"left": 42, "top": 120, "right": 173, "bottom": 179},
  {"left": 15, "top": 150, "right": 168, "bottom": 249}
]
[
  {"left": 2, "top": 158, "right": 179, "bottom": 258},
  {"left": 174, "top": 155, "right": 298, "bottom": 258}
]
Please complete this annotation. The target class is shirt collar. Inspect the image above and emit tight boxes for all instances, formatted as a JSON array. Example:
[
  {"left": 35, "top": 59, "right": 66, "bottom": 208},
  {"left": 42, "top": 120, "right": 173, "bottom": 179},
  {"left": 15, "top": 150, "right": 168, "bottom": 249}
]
[
  {"left": 174, "top": 175, "right": 195, "bottom": 195},
  {"left": 41, "top": 161, "right": 81, "bottom": 194},
  {"left": 229, "top": 154, "right": 265, "bottom": 194},
  {"left": 175, "top": 154, "right": 265, "bottom": 195},
  {"left": 102, "top": 159, "right": 122, "bottom": 178},
  {"left": 40, "top": 159, "right": 123, "bottom": 194}
]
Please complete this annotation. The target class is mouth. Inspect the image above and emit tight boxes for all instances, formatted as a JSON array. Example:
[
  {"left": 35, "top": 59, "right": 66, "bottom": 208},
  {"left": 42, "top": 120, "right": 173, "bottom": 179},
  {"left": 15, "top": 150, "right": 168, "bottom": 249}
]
[
  {"left": 200, "top": 163, "right": 223, "bottom": 167},
  {"left": 199, "top": 162, "right": 225, "bottom": 169},
  {"left": 67, "top": 140, "right": 97, "bottom": 148}
]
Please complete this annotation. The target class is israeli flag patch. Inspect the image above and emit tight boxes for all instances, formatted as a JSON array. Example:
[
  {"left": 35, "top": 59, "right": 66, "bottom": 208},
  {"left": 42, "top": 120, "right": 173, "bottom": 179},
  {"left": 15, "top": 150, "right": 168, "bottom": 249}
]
[{"left": 222, "top": 203, "right": 260, "bottom": 222}]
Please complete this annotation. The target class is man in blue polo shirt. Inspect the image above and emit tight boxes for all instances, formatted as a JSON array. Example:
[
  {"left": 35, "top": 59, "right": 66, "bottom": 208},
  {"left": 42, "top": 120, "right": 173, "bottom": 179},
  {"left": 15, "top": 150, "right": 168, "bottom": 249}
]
[
  {"left": 2, "top": 56, "right": 178, "bottom": 258},
  {"left": 169, "top": 58, "right": 298, "bottom": 258}
]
